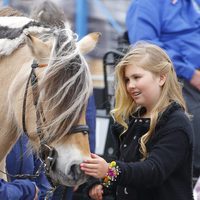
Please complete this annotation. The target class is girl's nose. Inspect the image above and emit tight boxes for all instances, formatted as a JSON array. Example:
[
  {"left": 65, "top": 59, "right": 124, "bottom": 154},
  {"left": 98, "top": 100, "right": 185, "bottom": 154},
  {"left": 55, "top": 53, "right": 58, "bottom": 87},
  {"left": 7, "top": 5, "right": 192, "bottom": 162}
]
[{"left": 128, "top": 80, "right": 136, "bottom": 88}]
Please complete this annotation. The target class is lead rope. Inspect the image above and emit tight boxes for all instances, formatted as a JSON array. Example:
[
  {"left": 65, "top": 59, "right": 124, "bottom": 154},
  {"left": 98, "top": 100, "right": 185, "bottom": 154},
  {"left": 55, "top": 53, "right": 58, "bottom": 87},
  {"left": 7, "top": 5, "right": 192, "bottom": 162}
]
[
  {"left": 44, "top": 187, "right": 57, "bottom": 200},
  {"left": 1, "top": 161, "right": 44, "bottom": 180}
]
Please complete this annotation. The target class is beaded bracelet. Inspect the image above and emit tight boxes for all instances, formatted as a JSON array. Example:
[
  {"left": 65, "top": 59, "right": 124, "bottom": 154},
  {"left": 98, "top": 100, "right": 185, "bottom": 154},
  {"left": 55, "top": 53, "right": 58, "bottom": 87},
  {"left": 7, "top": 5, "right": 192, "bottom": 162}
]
[{"left": 103, "top": 161, "right": 120, "bottom": 188}]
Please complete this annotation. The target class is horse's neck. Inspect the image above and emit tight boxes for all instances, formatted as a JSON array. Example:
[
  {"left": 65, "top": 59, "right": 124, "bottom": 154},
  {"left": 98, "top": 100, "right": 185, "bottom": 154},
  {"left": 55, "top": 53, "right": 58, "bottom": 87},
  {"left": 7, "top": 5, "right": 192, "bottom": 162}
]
[
  {"left": 0, "top": 46, "right": 33, "bottom": 160},
  {"left": 0, "top": 46, "right": 33, "bottom": 109}
]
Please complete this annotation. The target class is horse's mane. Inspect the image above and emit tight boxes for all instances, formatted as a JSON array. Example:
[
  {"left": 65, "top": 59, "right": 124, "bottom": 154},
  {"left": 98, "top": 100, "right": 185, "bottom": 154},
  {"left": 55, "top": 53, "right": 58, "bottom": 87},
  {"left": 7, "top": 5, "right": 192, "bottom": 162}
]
[
  {"left": 1, "top": 7, "right": 92, "bottom": 144},
  {"left": 29, "top": 1, "right": 92, "bottom": 143},
  {"left": 0, "top": 6, "right": 24, "bottom": 16},
  {"left": 0, "top": 16, "right": 51, "bottom": 56},
  {"left": 30, "top": 0, "right": 65, "bottom": 28},
  {"left": 37, "top": 28, "right": 92, "bottom": 143}
]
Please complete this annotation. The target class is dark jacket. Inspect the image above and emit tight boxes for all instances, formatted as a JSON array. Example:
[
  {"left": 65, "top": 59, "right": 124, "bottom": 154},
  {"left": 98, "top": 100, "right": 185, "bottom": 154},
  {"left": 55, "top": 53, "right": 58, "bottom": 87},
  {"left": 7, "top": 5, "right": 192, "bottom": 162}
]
[{"left": 109, "top": 102, "right": 194, "bottom": 200}]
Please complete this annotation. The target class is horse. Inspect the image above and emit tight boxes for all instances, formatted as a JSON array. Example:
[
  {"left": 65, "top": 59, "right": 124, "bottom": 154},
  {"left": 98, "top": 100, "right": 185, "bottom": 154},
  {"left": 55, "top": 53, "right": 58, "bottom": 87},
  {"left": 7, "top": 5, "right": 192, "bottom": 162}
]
[{"left": 0, "top": 15, "right": 100, "bottom": 187}]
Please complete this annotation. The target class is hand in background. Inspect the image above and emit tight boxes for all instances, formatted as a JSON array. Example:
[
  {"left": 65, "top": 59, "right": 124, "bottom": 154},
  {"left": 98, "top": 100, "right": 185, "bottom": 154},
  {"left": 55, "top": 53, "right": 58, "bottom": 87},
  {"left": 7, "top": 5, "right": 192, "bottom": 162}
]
[
  {"left": 80, "top": 153, "right": 109, "bottom": 178},
  {"left": 89, "top": 184, "right": 104, "bottom": 200},
  {"left": 73, "top": 185, "right": 79, "bottom": 192}
]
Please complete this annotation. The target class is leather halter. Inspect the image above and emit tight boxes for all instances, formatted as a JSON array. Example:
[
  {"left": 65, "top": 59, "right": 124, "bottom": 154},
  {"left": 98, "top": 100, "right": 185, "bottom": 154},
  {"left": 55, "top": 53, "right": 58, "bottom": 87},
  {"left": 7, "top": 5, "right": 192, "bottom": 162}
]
[{"left": 22, "top": 60, "right": 90, "bottom": 177}]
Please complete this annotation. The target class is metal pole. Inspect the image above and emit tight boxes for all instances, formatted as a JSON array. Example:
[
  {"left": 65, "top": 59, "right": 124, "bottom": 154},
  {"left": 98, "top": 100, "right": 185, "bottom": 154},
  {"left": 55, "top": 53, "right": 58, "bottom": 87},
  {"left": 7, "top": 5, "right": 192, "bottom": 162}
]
[{"left": 75, "top": 0, "right": 88, "bottom": 39}]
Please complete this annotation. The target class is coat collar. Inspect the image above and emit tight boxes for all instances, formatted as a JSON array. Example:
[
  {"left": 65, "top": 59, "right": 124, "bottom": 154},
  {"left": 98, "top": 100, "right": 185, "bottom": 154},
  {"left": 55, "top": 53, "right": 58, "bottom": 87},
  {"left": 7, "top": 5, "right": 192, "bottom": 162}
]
[{"left": 156, "top": 102, "right": 183, "bottom": 129}]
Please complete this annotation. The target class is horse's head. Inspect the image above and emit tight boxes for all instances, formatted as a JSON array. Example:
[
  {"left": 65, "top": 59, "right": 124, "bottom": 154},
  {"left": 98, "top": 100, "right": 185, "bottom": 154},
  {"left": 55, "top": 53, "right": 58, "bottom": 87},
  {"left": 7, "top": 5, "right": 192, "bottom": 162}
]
[{"left": 21, "top": 29, "right": 100, "bottom": 186}]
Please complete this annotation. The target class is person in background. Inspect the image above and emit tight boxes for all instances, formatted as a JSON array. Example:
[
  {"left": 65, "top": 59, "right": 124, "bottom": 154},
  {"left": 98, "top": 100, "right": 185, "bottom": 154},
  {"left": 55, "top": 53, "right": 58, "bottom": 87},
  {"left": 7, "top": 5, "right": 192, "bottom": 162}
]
[
  {"left": 125, "top": 0, "right": 200, "bottom": 178},
  {"left": 6, "top": 134, "right": 51, "bottom": 200},
  {"left": 0, "top": 177, "right": 38, "bottom": 200},
  {"left": 80, "top": 43, "right": 194, "bottom": 200}
]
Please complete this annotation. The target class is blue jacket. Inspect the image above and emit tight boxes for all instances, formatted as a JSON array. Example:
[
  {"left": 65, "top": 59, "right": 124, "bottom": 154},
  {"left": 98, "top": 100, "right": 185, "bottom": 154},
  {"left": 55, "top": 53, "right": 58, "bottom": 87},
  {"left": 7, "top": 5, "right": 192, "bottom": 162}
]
[
  {"left": 0, "top": 178, "right": 36, "bottom": 200},
  {"left": 6, "top": 134, "right": 51, "bottom": 200},
  {"left": 126, "top": 0, "right": 200, "bottom": 80}
]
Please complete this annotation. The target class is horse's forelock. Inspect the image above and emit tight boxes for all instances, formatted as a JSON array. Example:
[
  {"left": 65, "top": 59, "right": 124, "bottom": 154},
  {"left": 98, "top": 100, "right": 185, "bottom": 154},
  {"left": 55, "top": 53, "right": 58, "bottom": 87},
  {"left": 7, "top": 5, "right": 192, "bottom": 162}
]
[{"left": 38, "top": 28, "right": 92, "bottom": 143}]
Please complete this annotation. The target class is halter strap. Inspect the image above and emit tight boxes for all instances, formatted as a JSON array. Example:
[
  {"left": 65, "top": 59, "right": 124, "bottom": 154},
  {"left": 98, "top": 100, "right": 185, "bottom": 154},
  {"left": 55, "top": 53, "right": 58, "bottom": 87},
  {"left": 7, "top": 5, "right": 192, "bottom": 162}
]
[
  {"left": 22, "top": 67, "right": 34, "bottom": 133},
  {"left": 22, "top": 61, "right": 46, "bottom": 136},
  {"left": 31, "top": 62, "right": 48, "bottom": 68},
  {"left": 69, "top": 125, "right": 89, "bottom": 135},
  {"left": 23, "top": 60, "right": 90, "bottom": 139}
]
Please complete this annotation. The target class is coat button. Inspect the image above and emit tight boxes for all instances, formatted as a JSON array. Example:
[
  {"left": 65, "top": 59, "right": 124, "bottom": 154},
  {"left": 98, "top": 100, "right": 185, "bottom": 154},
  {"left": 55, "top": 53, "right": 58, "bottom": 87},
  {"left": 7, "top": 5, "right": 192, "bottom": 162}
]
[{"left": 124, "top": 187, "right": 128, "bottom": 194}]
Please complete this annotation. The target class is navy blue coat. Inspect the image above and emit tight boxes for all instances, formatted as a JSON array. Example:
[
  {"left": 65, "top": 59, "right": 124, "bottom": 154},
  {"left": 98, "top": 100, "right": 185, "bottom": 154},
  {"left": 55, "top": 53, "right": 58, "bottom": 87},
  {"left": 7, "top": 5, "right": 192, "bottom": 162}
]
[
  {"left": 0, "top": 178, "right": 36, "bottom": 200},
  {"left": 6, "top": 134, "right": 51, "bottom": 200}
]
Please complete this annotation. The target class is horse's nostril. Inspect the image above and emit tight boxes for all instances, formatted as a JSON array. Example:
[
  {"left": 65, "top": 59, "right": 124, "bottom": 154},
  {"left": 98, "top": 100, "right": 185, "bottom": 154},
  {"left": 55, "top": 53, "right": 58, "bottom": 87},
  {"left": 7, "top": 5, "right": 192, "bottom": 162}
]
[{"left": 70, "top": 164, "right": 81, "bottom": 181}]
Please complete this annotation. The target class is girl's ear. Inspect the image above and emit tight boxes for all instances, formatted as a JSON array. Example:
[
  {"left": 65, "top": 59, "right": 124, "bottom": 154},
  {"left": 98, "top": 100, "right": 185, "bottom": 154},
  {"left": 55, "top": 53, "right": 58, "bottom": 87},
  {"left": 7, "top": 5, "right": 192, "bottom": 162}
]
[{"left": 159, "top": 74, "right": 167, "bottom": 86}]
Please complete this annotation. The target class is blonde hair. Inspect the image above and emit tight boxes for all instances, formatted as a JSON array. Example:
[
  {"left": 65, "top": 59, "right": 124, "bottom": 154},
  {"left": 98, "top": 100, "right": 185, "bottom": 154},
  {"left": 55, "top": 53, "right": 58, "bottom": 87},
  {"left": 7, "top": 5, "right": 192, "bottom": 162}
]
[{"left": 111, "top": 42, "right": 186, "bottom": 158}]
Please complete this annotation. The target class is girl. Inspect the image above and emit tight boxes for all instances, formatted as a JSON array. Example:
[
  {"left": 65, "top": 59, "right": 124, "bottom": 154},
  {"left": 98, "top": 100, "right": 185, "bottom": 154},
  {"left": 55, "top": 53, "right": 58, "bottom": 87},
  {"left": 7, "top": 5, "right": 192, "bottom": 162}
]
[{"left": 80, "top": 43, "right": 194, "bottom": 200}]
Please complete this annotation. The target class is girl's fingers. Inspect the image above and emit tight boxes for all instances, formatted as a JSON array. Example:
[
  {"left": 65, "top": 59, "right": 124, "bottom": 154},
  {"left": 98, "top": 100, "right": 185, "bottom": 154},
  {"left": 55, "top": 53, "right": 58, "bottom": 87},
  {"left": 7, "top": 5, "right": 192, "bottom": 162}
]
[
  {"left": 91, "top": 153, "right": 99, "bottom": 158},
  {"left": 80, "top": 163, "right": 98, "bottom": 169},
  {"left": 81, "top": 167, "right": 96, "bottom": 173},
  {"left": 83, "top": 158, "right": 99, "bottom": 164},
  {"left": 80, "top": 167, "right": 94, "bottom": 172},
  {"left": 97, "top": 185, "right": 103, "bottom": 200},
  {"left": 94, "top": 185, "right": 103, "bottom": 200},
  {"left": 89, "top": 185, "right": 102, "bottom": 200},
  {"left": 84, "top": 171, "right": 98, "bottom": 177}
]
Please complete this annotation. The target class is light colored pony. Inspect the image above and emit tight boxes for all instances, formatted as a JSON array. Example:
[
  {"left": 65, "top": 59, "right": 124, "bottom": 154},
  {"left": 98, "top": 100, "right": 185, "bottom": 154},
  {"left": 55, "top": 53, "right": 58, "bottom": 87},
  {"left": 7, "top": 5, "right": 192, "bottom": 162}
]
[{"left": 0, "top": 16, "right": 100, "bottom": 187}]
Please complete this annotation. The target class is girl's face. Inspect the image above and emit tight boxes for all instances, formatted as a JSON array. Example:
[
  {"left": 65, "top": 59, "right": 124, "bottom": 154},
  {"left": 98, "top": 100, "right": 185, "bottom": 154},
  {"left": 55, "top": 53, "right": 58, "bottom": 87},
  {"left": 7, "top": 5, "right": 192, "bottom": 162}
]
[{"left": 124, "top": 64, "right": 166, "bottom": 113}]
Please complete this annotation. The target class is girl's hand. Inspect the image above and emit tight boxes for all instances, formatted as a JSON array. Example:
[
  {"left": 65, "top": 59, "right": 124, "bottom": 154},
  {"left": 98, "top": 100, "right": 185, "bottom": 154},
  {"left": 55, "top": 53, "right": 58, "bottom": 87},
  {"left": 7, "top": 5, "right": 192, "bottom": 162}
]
[
  {"left": 89, "top": 184, "right": 103, "bottom": 200},
  {"left": 80, "top": 153, "right": 109, "bottom": 178}
]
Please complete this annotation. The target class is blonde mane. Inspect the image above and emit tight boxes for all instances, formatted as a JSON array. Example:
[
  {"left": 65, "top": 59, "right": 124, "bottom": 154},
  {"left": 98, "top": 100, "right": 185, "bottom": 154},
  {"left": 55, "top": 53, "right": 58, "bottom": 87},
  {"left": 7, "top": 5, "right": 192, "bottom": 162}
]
[
  {"left": 0, "top": 6, "right": 24, "bottom": 16},
  {"left": 37, "top": 28, "right": 92, "bottom": 143}
]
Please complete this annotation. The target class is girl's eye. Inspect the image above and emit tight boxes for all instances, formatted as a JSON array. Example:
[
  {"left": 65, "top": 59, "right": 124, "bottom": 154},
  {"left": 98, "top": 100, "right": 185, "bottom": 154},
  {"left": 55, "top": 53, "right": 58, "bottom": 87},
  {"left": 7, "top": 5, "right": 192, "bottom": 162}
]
[
  {"left": 125, "top": 78, "right": 129, "bottom": 84},
  {"left": 134, "top": 75, "right": 141, "bottom": 80}
]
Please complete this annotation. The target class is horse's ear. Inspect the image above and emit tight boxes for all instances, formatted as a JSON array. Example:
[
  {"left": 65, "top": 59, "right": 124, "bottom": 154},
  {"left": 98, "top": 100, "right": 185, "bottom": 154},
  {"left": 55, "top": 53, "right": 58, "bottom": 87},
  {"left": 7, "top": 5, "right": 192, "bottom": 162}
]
[
  {"left": 24, "top": 32, "right": 52, "bottom": 61},
  {"left": 78, "top": 32, "right": 101, "bottom": 55}
]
